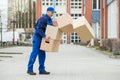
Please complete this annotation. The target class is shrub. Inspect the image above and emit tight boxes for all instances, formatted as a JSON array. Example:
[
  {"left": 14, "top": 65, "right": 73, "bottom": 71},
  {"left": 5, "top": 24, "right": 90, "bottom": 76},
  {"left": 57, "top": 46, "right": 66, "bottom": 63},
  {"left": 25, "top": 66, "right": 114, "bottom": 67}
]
[
  {"left": 94, "top": 38, "right": 100, "bottom": 46},
  {"left": 112, "top": 40, "right": 120, "bottom": 55},
  {"left": 105, "top": 39, "right": 112, "bottom": 51}
]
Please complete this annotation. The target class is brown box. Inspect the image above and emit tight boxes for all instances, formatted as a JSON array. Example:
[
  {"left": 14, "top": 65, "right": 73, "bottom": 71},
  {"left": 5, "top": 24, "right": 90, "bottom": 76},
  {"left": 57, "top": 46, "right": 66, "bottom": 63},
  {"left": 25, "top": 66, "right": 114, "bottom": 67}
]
[
  {"left": 73, "top": 16, "right": 95, "bottom": 43},
  {"left": 46, "top": 25, "right": 62, "bottom": 40},
  {"left": 57, "top": 13, "right": 74, "bottom": 34},
  {"left": 40, "top": 39, "right": 60, "bottom": 52}
]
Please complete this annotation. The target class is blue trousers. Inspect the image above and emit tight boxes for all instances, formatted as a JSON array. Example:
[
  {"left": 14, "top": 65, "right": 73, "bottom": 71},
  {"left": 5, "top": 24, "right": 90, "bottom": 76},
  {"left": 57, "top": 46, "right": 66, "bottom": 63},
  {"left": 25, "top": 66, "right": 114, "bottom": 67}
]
[{"left": 27, "top": 34, "right": 46, "bottom": 72}]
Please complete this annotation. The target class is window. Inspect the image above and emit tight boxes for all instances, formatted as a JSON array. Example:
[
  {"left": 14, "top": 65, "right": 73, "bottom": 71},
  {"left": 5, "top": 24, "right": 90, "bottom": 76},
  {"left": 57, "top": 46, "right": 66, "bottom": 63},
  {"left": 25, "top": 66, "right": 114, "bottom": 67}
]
[
  {"left": 50, "top": 3, "right": 52, "bottom": 5},
  {"left": 93, "top": 0, "right": 100, "bottom": 10},
  {"left": 70, "top": 0, "right": 82, "bottom": 9},
  {"left": 56, "top": 14, "right": 58, "bottom": 17},
  {"left": 71, "top": 13, "right": 81, "bottom": 19},
  {"left": 99, "top": 0, "right": 100, "bottom": 9},
  {"left": 62, "top": 33, "right": 67, "bottom": 44},
  {"left": 92, "top": 22, "right": 100, "bottom": 39},
  {"left": 93, "top": 0, "right": 97, "bottom": 9},
  {"left": 75, "top": 14, "right": 78, "bottom": 16},
  {"left": 46, "top": 3, "right": 49, "bottom": 5},
  {"left": 70, "top": 32, "right": 80, "bottom": 43},
  {"left": 71, "top": 3, "right": 74, "bottom": 5},
  {"left": 60, "top": 3, "right": 62, "bottom": 5},
  {"left": 79, "top": 3, "right": 81, "bottom": 5},
  {"left": 56, "top": 3, "right": 58, "bottom": 5},
  {"left": 60, "top": 14, "right": 62, "bottom": 16},
  {"left": 71, "top": 14, "right": 74, "bottom": 16},
  {"left": 79, "top": 14, "right": 81, "bottom": 16}
]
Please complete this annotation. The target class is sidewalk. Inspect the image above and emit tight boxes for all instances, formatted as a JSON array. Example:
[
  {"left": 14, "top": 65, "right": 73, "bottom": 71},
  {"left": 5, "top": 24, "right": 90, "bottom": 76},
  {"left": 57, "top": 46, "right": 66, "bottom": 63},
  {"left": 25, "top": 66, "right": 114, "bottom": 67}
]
[{"left": 0, "top": 45, "right": 120, "bottom": 80}]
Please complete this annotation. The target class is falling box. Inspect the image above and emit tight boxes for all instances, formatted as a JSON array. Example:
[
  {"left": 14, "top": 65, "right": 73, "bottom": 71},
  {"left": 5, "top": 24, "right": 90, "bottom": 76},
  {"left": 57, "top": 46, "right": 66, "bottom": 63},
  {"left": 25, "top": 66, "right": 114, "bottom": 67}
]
[
  {"left": 46, "top": 25, "right": 62, "bottom": 40},
  {"left": 40, "top": 39, "right": 60, "bottom": 52},
  {"left": 57, "top": 13, "right": 74, "bottom": 34},
  {"left": 73, "top": 16, "right": 95, "bottom": 43}
]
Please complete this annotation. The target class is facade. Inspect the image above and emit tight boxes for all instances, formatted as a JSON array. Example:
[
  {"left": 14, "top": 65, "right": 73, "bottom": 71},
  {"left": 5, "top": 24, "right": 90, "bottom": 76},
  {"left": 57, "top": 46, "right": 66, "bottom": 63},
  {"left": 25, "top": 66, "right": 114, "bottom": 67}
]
[
  {"left": 82, "top": 0, "right": 100, "bottom": 39},
  {"left": 100, "top": 0, "right": 120, "bottom": 46},
  {"left": 9, "top": 0, "right": 83, "bottom": 43},
  {"left": 36, "top": 0, "right": 82, "bottom": 44},
  {"left": 82, "top": 0, "right": 120, "bottom": 47}
]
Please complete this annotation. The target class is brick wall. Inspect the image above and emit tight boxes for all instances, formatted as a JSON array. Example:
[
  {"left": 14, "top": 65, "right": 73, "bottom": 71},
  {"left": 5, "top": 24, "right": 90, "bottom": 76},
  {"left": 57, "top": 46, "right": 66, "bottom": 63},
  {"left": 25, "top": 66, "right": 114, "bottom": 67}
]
[
  {"left": 36, "top": 0, "right": 42, "bottom": 20},
  {"left": 66, "top": 0, "right": 71, "bottom": 44},
  {"left": 100, "top": 0, "right": 120, "bottom": 47},
  {"left": 82, "top": 0, "right": 92, "bottom": 26},
  {"left": 100, "top": 0, "right": 108, "bottom": 46}
]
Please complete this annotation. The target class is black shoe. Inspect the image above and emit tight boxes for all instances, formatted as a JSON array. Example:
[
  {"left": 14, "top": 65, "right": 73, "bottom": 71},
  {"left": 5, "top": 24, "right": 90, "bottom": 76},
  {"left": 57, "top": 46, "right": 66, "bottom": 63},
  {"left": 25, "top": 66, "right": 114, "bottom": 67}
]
[
  {"left": 39, "top": 71, "right": 50, "bottom": 75},
  {"left": 27, "top": 71, "right": 36, "bottom": 75}
]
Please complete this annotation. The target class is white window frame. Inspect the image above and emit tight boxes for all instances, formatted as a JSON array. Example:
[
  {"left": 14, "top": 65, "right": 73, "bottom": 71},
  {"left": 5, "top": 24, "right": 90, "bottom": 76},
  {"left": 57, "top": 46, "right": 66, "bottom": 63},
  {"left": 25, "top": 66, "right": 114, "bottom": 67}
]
[
  {"left": 62, "top": 33, "right": 67, "bottom": 44},
  {"left": 92, "top": 0, "right": 100, "bottom": 10},
  {"left": 92, "top": 22, "right": 100, "bottom": 39},
  {"left": 70, "top": 0, "right": 82, "bottom": 9},
  {"left": 108, "top": 0, "right": 117, "bottom": 38},
  {"left": 70, "top": 32, "right": 80, "bottom": 43}
]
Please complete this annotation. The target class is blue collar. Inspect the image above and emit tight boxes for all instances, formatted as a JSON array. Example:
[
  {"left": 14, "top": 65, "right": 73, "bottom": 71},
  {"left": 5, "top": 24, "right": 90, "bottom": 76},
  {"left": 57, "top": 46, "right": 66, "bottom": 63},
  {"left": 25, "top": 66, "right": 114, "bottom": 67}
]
[{"left": 45, "top": 14, "right": 51, "bottom": 20}]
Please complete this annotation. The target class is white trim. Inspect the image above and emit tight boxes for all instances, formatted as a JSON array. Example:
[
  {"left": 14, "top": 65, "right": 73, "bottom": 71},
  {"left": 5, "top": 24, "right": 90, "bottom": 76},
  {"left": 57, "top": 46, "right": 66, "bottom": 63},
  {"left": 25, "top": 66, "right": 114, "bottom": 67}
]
[
  {"left": 108, "top": 0, "right": 117, "bottom": 38},
  {"left": 92, "top": 0, "right": 100, "bottom": 10}
]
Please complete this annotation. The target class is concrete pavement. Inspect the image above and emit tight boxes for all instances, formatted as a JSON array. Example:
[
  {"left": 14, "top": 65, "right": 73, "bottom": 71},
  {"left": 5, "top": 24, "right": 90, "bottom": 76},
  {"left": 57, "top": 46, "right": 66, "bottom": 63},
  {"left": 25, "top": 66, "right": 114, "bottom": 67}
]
[{"left": 0, "top": 45, "right": 120, "bottom": 80}]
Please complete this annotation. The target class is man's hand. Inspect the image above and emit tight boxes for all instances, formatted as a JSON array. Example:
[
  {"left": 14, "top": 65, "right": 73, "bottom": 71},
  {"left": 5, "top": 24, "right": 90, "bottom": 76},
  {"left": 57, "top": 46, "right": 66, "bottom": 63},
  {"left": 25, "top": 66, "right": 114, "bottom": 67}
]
[
  {"left": 53, "top": 21, "right": 58, "bottom": 27},
  {"left": 43, "top": 36, "right": 50, "bottom": 42}
]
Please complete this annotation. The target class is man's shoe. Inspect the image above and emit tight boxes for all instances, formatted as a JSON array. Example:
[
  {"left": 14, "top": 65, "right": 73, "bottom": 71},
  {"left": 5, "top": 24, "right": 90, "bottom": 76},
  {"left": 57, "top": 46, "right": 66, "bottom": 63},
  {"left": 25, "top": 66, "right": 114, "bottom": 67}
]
[
  {"left": 39, "top": 71, "right": 50, "bottom": 75},
  {"left": 27, "top": 71, "right": 36, "bottom": 75}
]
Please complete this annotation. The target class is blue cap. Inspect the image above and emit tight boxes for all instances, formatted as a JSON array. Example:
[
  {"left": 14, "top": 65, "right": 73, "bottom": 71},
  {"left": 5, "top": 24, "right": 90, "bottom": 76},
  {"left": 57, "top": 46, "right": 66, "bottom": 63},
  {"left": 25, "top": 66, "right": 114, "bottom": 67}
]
[{"left": 47, "top": 7, "right": 56, "bottom": 13}]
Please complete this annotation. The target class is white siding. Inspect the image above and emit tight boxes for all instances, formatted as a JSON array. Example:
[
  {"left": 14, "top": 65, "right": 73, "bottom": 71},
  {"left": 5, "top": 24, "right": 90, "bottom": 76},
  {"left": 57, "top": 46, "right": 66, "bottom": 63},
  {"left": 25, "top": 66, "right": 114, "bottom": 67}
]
[{"left": 108, "top": 0, "right": 118, "bottom": 38}]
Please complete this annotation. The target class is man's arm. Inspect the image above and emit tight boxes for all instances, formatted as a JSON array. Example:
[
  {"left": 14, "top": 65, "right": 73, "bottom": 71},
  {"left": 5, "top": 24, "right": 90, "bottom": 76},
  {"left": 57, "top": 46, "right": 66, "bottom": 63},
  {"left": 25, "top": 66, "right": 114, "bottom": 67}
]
[
  {"left": 35, "top": 18, "right": 47, "bottom": 38},
  {"left": 47, "top": 19, "right": 54, "bottom": 26}
]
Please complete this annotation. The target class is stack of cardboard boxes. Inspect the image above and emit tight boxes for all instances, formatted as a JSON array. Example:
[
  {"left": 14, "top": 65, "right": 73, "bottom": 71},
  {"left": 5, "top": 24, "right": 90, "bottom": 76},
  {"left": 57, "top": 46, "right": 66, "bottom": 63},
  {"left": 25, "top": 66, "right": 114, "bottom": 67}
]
[
  {"left": 73, "top": 16, "right": 95, "bottom": 43},
  {"left": 40, "top": 26, "right": 62, "bottom": 52},
  {"left": 40, "top": 13, "right": 73, "bottom": 52},
  {"left": 40, "top": 14, "right": 95, "bottom": 52},
  {"left": 57, "top": 13, "right": 74, "bottom": 34}
]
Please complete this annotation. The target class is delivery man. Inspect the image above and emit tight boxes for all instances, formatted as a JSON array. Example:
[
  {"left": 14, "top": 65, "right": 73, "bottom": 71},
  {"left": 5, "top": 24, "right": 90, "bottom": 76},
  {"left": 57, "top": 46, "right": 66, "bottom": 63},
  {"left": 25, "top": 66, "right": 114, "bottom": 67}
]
[{"left": 27, "top": 7, "right": 56, "bottom": 75}]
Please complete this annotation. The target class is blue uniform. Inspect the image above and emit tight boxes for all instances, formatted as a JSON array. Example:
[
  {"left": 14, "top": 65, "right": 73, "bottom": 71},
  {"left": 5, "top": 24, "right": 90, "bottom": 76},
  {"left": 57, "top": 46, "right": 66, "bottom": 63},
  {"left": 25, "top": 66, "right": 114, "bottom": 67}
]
[{"left": 27, "top": 14, "right": 53, "bottom": 72}]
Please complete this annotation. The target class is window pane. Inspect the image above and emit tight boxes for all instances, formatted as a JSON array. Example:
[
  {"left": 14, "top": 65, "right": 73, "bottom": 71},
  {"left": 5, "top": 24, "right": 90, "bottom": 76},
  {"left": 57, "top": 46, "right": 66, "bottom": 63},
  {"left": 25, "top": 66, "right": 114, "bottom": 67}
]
[
  {"left": 93, "top": 0, "right": 97, "bottom": 9},
  {"left": 98, "top": 0, "right": 100, "bottom": 9}
]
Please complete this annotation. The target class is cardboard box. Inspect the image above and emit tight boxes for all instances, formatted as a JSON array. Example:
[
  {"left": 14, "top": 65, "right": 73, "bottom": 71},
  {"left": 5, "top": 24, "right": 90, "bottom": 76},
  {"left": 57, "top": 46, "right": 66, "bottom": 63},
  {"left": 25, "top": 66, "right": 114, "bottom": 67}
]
[
  {"left": 40, "top": 39, "right": 60, "bottom": 52},
  {"left": 57, "top": 13, "right": 74, "bottom": 34},
  {"left": 46, "top": 25, "right": 62, "bottom": 40},
  {"left": 73, "top": 16, "right": 95, "bottom": 43}
]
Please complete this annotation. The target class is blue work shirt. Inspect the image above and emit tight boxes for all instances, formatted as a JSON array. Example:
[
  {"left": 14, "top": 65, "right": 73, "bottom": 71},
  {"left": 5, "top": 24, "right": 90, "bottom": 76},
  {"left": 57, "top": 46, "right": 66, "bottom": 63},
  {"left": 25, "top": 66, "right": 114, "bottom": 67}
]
[{"left": 34, "top": 14, "right": 53, "bottom": 38}]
